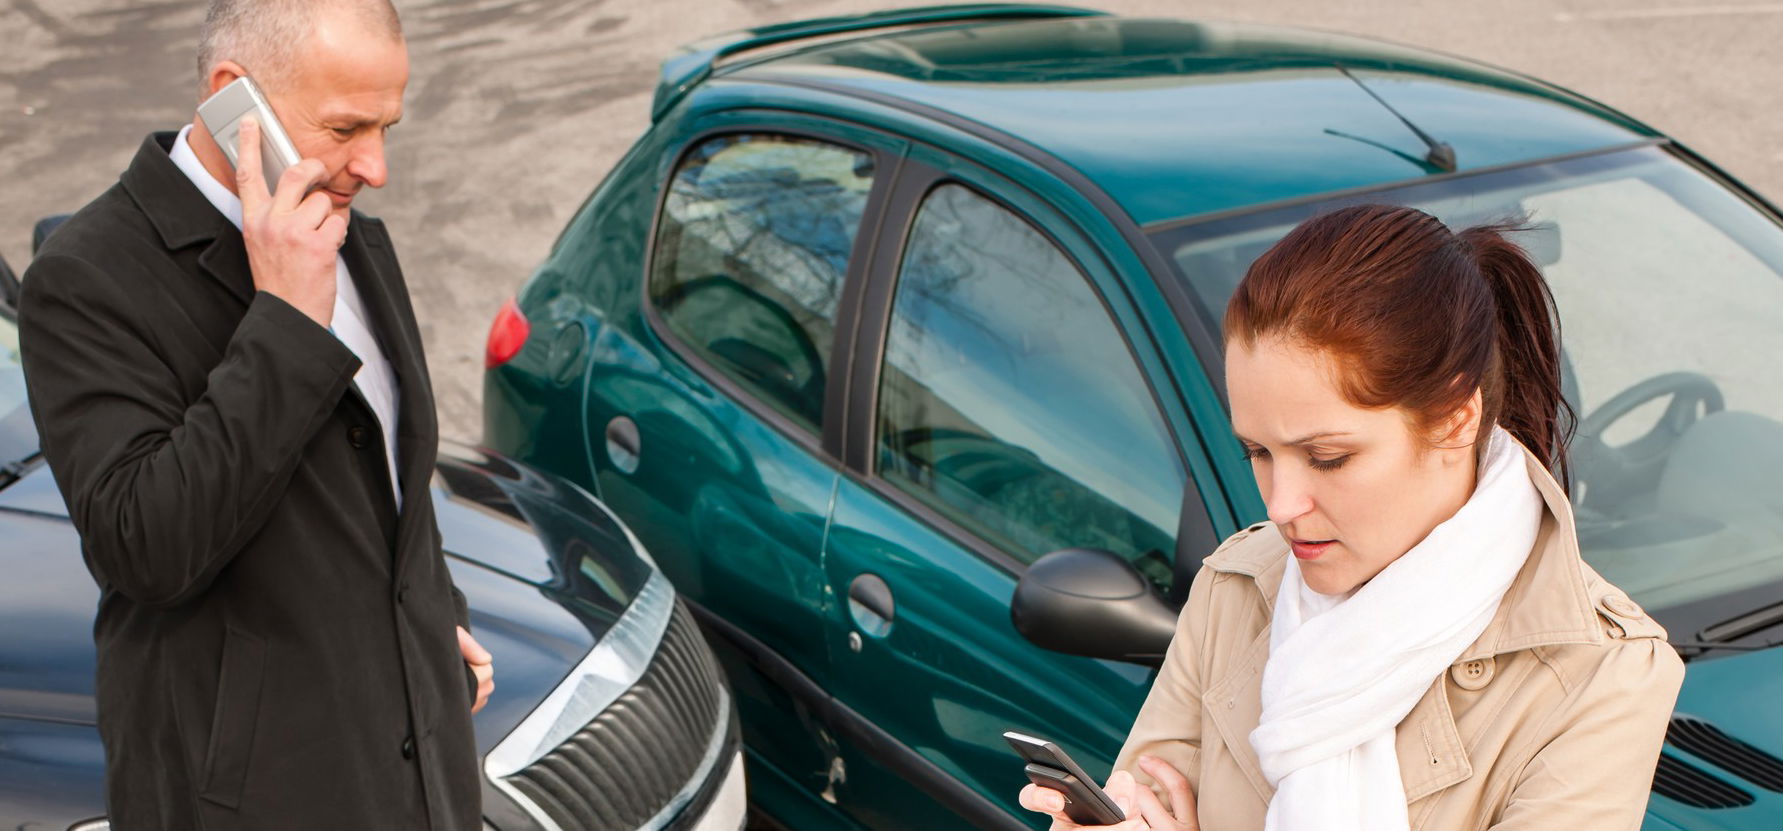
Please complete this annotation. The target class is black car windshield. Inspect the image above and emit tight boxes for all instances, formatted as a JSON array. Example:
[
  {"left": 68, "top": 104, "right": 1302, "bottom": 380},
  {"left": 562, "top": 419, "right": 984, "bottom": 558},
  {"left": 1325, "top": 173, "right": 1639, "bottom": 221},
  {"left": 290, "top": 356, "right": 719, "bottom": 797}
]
[
  {"left": 0, "top": 314, "right": 34, "bottom": 471},
  {"left": 1150, "top": 144, "right": 1783, "bottom": 647}
]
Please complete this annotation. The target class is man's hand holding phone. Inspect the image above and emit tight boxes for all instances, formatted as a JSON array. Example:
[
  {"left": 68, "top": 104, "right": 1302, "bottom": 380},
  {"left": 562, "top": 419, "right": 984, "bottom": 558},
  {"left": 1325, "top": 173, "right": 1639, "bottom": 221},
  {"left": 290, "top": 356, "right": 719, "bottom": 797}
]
[
  {"left": 236, "top": 115, "right": 342, "bottom": 328},
  {"left": 1018, "top": 756, "right": 1200, "bottom": 831}
]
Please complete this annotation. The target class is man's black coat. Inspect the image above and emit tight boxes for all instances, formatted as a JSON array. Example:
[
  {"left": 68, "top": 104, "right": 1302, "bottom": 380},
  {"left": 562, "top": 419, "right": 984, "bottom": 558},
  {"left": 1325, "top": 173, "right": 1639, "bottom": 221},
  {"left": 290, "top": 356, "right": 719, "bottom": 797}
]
[{"left": 19, "top": 133, "right": 480, "bottom": 830}]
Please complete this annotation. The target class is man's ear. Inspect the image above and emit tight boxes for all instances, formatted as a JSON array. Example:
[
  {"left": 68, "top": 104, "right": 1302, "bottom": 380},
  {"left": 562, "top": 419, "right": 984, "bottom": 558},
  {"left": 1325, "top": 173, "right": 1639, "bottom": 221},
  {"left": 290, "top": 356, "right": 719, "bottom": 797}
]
[{"left": 204, "top": 61, "right": 249, "bottom": 98}]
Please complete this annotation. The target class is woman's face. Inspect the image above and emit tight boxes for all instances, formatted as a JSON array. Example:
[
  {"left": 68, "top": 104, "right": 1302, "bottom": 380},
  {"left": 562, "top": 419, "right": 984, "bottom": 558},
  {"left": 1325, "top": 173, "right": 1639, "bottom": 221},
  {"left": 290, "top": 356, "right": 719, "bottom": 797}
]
[{"left": 1226, "top": 335, "right": 1479, "bottom": 595}]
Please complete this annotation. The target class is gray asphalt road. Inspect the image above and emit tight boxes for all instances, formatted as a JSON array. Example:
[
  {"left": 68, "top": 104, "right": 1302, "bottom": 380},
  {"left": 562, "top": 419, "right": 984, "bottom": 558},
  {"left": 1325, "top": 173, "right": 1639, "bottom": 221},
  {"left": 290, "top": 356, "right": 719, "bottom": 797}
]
[{"left": 3, "top": 0, "right": 1779, "bottom": 440}]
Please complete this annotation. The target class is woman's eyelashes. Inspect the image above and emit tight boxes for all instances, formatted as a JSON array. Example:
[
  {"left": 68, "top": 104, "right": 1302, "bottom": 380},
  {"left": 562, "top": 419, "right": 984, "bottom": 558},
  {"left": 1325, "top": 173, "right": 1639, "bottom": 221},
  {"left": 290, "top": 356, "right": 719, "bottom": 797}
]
[{"left": 1240, "top": 444, "right": 1352, "bottom": 472}]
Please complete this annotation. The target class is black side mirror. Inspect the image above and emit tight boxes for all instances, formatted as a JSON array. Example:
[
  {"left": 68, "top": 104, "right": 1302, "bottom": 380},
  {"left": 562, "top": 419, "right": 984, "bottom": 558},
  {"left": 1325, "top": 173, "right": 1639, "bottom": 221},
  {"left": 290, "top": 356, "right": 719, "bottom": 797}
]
[{"left": 1011, "top": 548, "right": 1178, "bottom": 667}]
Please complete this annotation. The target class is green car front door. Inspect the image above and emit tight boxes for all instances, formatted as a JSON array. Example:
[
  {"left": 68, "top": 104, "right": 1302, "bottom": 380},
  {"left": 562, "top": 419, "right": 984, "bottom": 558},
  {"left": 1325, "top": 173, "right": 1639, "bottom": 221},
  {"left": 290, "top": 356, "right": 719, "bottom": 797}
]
[{"left": 815, "top": 147, "right": 1201, "bottom": 828}]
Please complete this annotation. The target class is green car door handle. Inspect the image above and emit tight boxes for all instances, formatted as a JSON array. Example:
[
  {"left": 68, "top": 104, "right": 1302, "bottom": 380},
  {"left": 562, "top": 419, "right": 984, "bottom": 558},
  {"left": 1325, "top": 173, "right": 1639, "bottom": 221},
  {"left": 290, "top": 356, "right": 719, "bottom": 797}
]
[{"left": 848, "top": 573, "right": 895, "bottom": 638}]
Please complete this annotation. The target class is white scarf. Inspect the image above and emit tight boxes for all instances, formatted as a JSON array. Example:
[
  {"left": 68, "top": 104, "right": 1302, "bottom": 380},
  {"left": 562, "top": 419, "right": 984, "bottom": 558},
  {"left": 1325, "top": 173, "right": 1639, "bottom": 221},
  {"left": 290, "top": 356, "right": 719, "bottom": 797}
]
[{"left": 1249, "top": 426, "right": 1543, "bottom": 831}]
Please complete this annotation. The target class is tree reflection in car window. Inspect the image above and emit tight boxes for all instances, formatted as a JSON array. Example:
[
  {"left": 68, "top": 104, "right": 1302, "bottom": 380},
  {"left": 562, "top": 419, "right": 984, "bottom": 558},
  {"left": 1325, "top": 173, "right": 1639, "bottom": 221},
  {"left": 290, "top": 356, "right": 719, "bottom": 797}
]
[
  {"left": 876, "top": 183, "right": 1184, "bottom": 590},
  {"left": 649, "top": 134, "right": 875, "bottom": 432}
]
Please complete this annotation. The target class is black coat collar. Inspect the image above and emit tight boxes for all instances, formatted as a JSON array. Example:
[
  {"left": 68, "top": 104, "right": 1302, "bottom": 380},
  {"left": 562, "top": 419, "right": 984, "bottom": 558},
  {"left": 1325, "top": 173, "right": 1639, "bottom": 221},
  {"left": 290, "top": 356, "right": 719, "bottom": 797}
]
[{"left": 119, "top": 130, "right": 435, "bottom": 530}]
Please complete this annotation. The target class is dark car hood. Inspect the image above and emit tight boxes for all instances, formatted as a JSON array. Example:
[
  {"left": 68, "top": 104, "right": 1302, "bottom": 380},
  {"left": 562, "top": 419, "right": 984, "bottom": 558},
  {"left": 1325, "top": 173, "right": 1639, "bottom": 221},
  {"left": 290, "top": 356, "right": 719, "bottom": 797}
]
[
  {"left": 432, "top": 440, "right": 657, "bottom": 754},
  {"left": 0, "top": 462, "right": 100, "bottom": 726},
  {"left": 0, "top": 441, "right": 656, "bottom": 812}
]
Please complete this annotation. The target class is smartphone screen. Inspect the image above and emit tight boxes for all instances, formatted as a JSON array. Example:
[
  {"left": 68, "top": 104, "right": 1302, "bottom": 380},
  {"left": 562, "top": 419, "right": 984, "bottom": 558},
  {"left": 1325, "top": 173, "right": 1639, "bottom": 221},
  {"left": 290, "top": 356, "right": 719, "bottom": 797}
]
[{"left": 197, "top": 76, "right": 302, "bottom": 195}]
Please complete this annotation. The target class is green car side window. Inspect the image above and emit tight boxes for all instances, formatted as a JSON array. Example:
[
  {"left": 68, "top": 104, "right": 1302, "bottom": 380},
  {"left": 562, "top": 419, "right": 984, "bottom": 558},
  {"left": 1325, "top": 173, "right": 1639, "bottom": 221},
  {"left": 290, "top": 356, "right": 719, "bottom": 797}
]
[
  {"left": 876, "top": 183, "right": 1185, "bottom": 589},
  {"left": 649, "top": 133, "right": 876, "bottom": 432}
]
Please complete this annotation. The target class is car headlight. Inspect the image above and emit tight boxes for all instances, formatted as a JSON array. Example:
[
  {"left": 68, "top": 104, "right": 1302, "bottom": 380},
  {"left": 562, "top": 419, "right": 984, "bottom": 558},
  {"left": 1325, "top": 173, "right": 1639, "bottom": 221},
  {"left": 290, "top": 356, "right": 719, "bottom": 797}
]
[{"left": 69, "top": 820, "right": 109, "bottom": 831}]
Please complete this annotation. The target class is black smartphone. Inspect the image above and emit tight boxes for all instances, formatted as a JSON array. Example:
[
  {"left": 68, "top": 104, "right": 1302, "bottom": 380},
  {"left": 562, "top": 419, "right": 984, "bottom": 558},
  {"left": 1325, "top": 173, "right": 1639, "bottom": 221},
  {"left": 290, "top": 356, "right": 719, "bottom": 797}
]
[{"left": 1004, "top": 731, "right": 1125, "bottom": 825}]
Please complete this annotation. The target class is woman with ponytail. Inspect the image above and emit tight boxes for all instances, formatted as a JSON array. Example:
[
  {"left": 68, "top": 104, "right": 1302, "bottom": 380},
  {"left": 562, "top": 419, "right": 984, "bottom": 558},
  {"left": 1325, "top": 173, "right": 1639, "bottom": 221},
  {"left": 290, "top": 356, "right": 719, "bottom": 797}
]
[{"left": 1019, "top": 205, "right": 1683, "bottom": 830}]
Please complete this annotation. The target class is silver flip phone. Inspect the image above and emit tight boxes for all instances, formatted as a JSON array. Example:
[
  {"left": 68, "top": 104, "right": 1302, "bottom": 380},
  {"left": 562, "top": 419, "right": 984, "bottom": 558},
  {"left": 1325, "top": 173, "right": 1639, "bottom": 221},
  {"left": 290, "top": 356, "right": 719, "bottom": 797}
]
[{"left": 197, "top": 76, "right": 302, "bottom": 194}]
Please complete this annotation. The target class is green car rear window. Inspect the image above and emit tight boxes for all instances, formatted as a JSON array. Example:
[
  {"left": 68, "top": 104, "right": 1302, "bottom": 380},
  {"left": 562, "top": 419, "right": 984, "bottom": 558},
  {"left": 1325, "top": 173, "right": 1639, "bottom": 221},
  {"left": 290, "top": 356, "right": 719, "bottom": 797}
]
[{"left": 648, "top": 133, "right": 875, "bottom": 433}]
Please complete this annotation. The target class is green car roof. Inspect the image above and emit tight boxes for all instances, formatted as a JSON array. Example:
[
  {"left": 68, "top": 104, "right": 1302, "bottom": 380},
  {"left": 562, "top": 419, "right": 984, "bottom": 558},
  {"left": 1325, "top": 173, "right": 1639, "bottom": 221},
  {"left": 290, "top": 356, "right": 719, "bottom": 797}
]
[{"left": 720, "top": 14, "right": 1660, "bottom": 225}]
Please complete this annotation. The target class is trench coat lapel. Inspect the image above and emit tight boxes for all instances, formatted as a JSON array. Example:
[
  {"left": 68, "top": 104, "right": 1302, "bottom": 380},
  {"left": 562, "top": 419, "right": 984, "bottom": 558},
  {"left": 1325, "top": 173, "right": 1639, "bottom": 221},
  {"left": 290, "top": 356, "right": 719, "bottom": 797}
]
[
  {"left": 1201, "top": 543, "right": 1286, "bottom": 805},
  {"left": 339, "top": 216, "right": 436, "bottom": 564}
]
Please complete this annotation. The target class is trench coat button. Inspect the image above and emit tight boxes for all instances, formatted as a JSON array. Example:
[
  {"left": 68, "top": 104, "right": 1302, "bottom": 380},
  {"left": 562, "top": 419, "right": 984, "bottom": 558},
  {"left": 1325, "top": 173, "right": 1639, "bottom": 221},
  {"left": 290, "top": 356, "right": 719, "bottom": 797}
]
[
  {"left": 1602, "top": 594, "right": 1643, "bottom": 619},
  {"left": 401, "top": 735, "right": 416, "bottom": 760},
  {"left": 1451, "top": 657, "right": 1495, "bottom": 691},
  {"left": 348, "top": 426, "right": 369, "bottom": 449}
]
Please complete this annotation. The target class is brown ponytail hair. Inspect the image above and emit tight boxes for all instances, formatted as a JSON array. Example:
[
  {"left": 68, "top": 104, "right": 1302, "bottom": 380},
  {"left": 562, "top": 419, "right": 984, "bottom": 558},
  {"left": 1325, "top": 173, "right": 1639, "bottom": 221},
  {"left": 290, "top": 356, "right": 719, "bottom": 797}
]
[{"left": 1225, "top": 204, "right": 1575, "bottom": 485}]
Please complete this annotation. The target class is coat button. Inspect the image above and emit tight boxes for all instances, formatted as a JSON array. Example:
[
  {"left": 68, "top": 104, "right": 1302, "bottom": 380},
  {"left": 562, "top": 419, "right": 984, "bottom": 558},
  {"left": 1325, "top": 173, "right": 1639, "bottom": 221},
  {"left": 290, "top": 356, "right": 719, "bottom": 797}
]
[
  {"left": 401, "top": 735, "right": 416, "bottom": 760},
  {"left": 348, "top": 426, "right": 369, "bottom": 449},
  {"left": 1602, "top": 594, "right": 1643, "bottom": 619},
  {"left": 1451, "top": 657, "right": 1495, "bottom": 691}
]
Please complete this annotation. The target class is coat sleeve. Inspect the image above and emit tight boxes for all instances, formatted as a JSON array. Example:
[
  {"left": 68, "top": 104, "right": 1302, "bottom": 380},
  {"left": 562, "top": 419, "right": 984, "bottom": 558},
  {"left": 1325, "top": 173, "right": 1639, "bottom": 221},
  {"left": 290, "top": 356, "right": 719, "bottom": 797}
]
[
  {"left": 20, "top": 252, "right": 361, "bottom": 609},
  {"left": 1490, "top": 635, "right": 1684, "bottom": 830},
  {"left": 1113, "top": 565, "right": 1216, "bottom": 815}
]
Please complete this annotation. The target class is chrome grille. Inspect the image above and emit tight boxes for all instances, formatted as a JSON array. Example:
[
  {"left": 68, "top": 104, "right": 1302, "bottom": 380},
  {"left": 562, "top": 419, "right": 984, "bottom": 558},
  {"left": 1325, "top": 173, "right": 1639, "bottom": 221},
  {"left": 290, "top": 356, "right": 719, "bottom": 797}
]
[
  {"left": 1651, "top": 753, "right": 1755, "bottom": 810},
  {"left": 506, "top": 600, "right": 729, "bottom": 829}
]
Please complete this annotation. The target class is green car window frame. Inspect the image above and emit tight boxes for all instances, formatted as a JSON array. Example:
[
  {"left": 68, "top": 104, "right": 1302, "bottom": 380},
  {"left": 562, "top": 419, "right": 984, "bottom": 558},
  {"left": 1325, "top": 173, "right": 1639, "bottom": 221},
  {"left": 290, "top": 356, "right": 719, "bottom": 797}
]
[
  {"left": 646, "top": 131, "right": 879, "bottom": 435},
  {"left": 873, "top": 181, "right": 1187, "bottom": 591}
]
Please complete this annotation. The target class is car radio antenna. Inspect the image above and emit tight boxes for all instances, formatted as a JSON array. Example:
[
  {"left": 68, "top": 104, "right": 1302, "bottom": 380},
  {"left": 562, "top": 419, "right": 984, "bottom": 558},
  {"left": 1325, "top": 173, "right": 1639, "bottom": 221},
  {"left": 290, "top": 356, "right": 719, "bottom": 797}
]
[{"left": 1334, "top": 64, "right": 1458, "bottom": 173}]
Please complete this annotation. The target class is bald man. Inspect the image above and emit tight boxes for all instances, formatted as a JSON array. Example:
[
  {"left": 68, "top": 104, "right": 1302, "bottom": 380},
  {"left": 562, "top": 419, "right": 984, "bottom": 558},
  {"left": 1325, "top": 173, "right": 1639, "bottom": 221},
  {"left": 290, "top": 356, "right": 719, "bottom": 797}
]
[{"left": 19, "top": 1, "right": 489, "bottom": 827}]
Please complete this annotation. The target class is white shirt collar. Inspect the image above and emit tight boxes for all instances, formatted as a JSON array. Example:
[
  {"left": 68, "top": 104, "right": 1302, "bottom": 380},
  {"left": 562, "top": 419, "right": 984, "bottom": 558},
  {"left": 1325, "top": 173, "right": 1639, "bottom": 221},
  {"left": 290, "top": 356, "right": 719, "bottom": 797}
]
[{"left": 168, "top": 124, "right": 245, "bottom": 230}]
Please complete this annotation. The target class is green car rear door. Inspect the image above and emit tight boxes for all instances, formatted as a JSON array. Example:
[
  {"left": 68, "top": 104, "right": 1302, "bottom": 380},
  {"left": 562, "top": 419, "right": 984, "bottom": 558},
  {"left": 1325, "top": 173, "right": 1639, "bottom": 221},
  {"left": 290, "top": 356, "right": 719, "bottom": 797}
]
[{"left": 589, "top": 111, "right": 905, "bottom": 824}]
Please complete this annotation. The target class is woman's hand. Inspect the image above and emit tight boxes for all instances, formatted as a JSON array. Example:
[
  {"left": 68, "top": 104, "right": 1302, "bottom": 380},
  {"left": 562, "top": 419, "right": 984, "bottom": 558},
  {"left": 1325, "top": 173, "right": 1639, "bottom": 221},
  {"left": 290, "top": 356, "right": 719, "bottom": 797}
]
[{"left": 1017, "top": 756, "right": 1198, "bottom": 831}]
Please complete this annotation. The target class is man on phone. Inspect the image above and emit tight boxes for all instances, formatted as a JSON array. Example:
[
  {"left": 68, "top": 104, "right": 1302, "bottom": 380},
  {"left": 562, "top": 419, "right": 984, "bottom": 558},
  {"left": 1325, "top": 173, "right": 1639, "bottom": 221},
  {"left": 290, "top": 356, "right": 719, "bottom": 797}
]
[{"left": 18, "top": 1, "right": 491, "bottom": 827}]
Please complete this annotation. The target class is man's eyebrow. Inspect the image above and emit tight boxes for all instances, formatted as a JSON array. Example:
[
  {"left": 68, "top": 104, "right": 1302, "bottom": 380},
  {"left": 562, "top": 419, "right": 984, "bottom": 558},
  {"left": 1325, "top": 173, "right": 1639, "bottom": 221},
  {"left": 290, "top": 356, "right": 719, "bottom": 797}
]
[{"left": 323, "top": 113, "right": 401, "bottom": 128}]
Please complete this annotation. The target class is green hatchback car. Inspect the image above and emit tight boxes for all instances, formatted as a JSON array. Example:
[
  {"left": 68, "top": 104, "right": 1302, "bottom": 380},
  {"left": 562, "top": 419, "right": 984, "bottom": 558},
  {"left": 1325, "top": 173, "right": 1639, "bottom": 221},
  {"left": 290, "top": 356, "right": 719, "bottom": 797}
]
[{"left": 483, "top": 6, "right": 1783, "bottom": 830}]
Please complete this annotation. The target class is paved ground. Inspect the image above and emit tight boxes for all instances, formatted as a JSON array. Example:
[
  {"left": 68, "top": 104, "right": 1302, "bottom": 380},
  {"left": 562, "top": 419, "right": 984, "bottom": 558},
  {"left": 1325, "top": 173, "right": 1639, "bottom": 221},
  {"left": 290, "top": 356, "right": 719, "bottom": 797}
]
[{"left": 2, "top": 0, "right": 1779, "bottom": 440}]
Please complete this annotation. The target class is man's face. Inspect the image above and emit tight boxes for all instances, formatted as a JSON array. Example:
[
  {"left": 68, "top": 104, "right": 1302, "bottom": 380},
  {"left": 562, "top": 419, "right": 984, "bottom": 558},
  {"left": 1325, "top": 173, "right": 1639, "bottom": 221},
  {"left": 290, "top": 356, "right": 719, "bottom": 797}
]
[{"left": 259, "top": 16, "right": 408, "bottom": 219}]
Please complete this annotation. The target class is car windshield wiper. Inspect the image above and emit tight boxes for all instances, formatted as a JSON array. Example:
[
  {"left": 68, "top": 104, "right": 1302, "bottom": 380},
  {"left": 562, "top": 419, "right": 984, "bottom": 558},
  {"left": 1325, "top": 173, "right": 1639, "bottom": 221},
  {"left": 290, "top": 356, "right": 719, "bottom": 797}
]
[
  {"left": 1699, "top": 600, "right": 1783, "bottom": 644},
  {"left": 1669, "top": 600, "right": 1783, "bottom": 661},
  {"left": 1671, "top": 640, "right": 1776, "bottom": 660}
]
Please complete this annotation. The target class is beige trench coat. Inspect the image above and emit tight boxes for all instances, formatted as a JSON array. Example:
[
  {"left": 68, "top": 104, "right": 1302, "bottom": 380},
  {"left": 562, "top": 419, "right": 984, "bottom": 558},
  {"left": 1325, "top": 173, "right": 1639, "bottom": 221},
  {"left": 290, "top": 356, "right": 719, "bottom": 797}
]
[{"left": 1117, "top": 448, "right": 1685, "bottom": 830}]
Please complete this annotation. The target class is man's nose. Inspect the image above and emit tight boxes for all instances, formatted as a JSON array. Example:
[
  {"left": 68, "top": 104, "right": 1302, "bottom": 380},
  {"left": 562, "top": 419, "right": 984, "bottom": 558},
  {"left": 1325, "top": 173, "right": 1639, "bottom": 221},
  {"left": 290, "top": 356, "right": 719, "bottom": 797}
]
[
  {"left": 347, "top": 135, "right": 388, "bottom": 189},
  {"left": 1264, "top": 466, "right": 1315, "bottom": 526}
]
